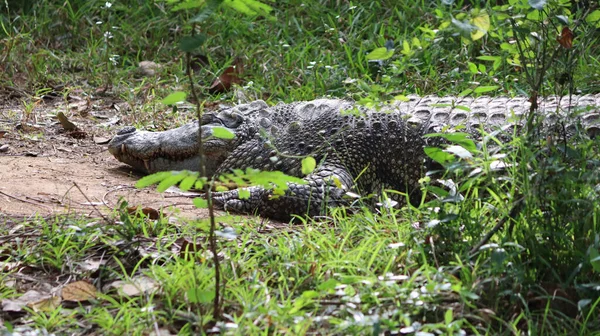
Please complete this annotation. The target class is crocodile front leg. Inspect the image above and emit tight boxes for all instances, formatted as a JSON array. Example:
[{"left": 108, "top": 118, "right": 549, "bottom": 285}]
[{"left": 212, "top": 163, "right": 355, "bottom": 221}]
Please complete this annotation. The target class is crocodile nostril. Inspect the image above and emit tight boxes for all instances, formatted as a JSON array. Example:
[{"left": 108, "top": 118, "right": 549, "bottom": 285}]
[{"left": 117, "top": 126, "right": 137, "bottom": 135}]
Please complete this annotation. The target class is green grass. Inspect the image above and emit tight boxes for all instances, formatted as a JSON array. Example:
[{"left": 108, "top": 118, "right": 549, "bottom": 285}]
[{"left": 2, "top": 0, "right": 600, "bottom": 334}]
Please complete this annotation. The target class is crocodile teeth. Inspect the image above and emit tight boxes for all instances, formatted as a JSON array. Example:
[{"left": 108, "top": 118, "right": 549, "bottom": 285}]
[
  {"left": 144, "top": 159, "right": 150, "bottom": 172},
  {"left": 121, "top": 144, "right": 126, "bottom": 153}
]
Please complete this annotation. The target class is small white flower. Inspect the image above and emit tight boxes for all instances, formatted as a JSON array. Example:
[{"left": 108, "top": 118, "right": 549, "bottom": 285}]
[
  {"left": 104, "top": 2, "right": 112, "bottom": 8},
  {"left": 96, "top": 21, "right": 103, "bottom": 25},
  {"left": 104, "top": 31, "right": 113, "bottom": 39}
]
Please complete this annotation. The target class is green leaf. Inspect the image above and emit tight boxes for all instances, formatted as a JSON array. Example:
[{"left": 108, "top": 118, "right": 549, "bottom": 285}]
[
  {"left": 135, "top": 172, "right": 172, "bottom": 188},
  {"left": 162, "top": 92, "right": 187, "bottom": 105},
  {"left": 193, "top": 198, "right": 208, "bottom": 208},
  {"left": 424, "top": 147, "right": 455, "bottom": 165},
  {"left": 179, "top": 173, "right": 199, "bottom": 191},
  {"left": 301, "top": 157, "right": 316, "bottom": 175},
  {"left": 317, "top": 279, "right": 338, "bottom": 291},
  {"left": 556, "top": 15, "right": 569, "bottom": 25},
  {"left": 187, "top": 288, "right": 215, "bottom": 304},
  {"left": 586, "top": 10, "right": 600, "bottom": 28},
  {"left": 224, "top": 0, "right": 273, "bottom": 17},
  {"left": 476, "top": 56, "right": 500, "bottom": 62},
  {"left": 590, "top": 249, "right": 600, "bottom": 273},
  {"left": 211, "top": 127, "right": 235, "bottom": 139},
  {"left": 157, "top": 172, "right": 187, "bottom": 192},
  {"left": 445, "top": 308, "right": 453, "bottom": 325},
  {"left": 474, "top": 85, "right": 499, "bottom": 93},
  {"left": 528, "top": 0, "right": 546, "bottom": 10},
  {"left": 178, "top": 35, "right": 207, "bottom": 52},
  {"left": 190, "top": 0, "right": 224, "bottom": 23},
  {"left": 424, "top": 132, "right": 478, "bottom": 152},
  {"left": 459, "top": 88, "right": 473, "bottom": 97},
  {"left": 470, "top": 10, "right": 490, "bottom": 40},
  {"left": 366, "top": 47, "right": 394, "bottom": 61},
  {"left": 445, "top": 145, "right": 473, "bottom": 159},
  {"left": 467, "top": 62, "right": 478, "bottom": 74},
  {"left": 238, "top": 189, "right": 251, "bottom": 199}
]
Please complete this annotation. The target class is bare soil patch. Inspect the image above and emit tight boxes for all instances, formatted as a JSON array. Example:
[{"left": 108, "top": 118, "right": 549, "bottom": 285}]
[{"left": 0, "top": 95, "right": 210, "bottom": 220}]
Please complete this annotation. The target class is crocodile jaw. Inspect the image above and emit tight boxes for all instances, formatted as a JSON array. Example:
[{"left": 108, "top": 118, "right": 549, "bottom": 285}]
[{"left": 108, "top": 122, "right": 233, "bottom": 175}]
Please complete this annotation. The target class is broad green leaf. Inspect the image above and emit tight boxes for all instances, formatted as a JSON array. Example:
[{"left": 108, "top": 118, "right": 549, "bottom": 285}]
[
  {"left": 493, "top": 58, "right": 502, "bottom": 71},
  {"left": 194, "top": 179, "right": 205, "bottom": 190},
  {"left": 301, "top": 157, "right": 316, "bottom": 175},
  {"left": 445, "top": 145, "right": 473, "bottom": 159},
  {"left": 238, "top": 189, "right": 251, "bottom": 199},
  {"left": 528, "top": 0, "right": 546, "bottom": 10},
  {"left": 402, "top": 40, "right": 411, "bottom": 55},
  {"left": 590, "top": 249, "right": 600, "bottom": 273},
  {"left": 476, "top": 56, "right": 501, "bottom": 62},
  {"left": 135, "top": 172, "right": 172, "bottom": 188},
  {"left": 445, "top": 309, "right": 454, "bottom": 325},
  {"left": 317, "top": 279, "right": 338, "bottom": 291},
  {"left": 468, "top": 62, "right": 478, "bottom": 74},
  {"left": 425, "top": 147, "right": 455, "bottom": 165},
  {"left": 459, "top": 88, "right": 473, "bottom": 97},
  {"left": 224, "top": 0, "right": 273, "bottom": 18},
  {"left": 178, "top": 35, "right": 206, "bottom": 52},
  {"left": 179, "top": 173, "right": 199, "bottom": 191},
  {"left": 193, "top": 198, "right": 208, "bottom": 208},
  {"left": 474, "top": 85, "right": 499, "bottom": 93},
  {"left": 556, "top": 15, "right": 569, "bottom": 25},
  {"left": 586, "top": 10, "right": 600, "bottom": 28},
  {"left": 157, "top": 172, "right": 187, "bottom": 192},
  {"left": 211, "top": 127, "right": 235, "bottom": 139},
  {"left": 215, "top": 185, "right": 229, "bottom": 192},
  {"left": 162, "top": 92, "right": 187, "bottom": 105},
  {"left": 366, "top": 47, "right": 394, "bottom": 61},
  {"left": 190, "top": 0, "right": 223, "bottom": 23},
  {"left": 470, "top": 10, "right": 490, "bottom": 40},
  {"left": 394, "top": 95, "right": 410, "bottom": 102},
  {"left": 187, "top": 288, "right": 215, "bottom": 304}
]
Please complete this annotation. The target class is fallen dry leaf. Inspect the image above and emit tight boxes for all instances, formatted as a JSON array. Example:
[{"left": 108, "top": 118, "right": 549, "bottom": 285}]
[
  {"left": 2, "top": 290, "right": 58, "bottom": 313},
  {"left": 78, "top": 259, "right": 106, "bottom": 273},
  {"left": 104, "top": 276, "right": 159, "bottom": 297},
  {"left": 0, "top": 261, "right": 21, "bottom": 272},
  {"left": 68, "top": 99, "right": 91, "bottom": 116},
  {"left": 28, "top": 296, "right": 62, "bottom": 312},
  {"left": 0, "top": 130, "right": 7, "bottom": 139},
  {"left": 208, "top": 58, "right": 244, "bottom": 94},
  {"left": 557, "top": 26, "right": 574, "bottom": 49},
  {"left": 127, "top": 206, "right": 161, "bottom": 220},
  {"left": 177, "top": 237, "right": 204, "bottom": 260},
  {"left": 62, "top": 281, "right": 97, "bottom": 302}
]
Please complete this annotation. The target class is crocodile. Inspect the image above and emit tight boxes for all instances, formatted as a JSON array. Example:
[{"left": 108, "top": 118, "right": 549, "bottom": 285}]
[{"left": 108, "top": 95, "right": 600, "bottom": 220}]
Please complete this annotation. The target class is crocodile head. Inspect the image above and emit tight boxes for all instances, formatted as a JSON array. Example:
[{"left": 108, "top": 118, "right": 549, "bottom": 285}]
[{"left": 108, "top": 101, "right": 269, "bottom": 175}]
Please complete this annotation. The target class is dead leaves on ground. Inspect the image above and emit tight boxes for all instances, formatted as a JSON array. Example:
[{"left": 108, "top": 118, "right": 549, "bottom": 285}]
[{"left": 208, "top": 58, "right": 244, "bottom": 94}]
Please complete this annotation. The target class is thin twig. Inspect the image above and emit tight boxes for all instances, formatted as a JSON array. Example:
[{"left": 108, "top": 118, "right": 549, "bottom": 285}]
[
  {"left": 0, "top": 190, "right": 54, "bottom": 212},
  {"left": 72, "top": 182, "right": 111, "bottom": 224},
  {"left": 185, "top": 23, "right": 221, "bottom": 320}
]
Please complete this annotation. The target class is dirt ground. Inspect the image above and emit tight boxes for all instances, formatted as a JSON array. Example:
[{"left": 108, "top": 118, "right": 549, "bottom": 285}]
[{"left": 0, "top": 92, "right": 212, "bottom": 221}]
